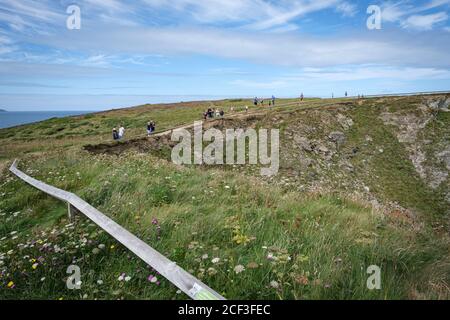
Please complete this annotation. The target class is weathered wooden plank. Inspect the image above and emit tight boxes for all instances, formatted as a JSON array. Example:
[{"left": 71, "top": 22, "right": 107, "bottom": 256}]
[{"left": 9, "top": 160, "right": 225, "bottom": 300}]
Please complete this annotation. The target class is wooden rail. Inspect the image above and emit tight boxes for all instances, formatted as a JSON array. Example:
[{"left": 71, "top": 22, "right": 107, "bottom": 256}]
[{"left": 9, "top": 159, "right": 225, "bottom": 301}]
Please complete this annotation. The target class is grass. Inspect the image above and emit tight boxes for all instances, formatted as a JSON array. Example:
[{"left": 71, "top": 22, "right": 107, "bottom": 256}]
[{"left": 0, "top": 96, "right": 449, "bottom": 300}]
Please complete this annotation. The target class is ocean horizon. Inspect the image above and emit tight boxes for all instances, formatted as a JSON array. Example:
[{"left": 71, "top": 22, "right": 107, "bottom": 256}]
[{"left": 0, "top": 111, "right": 90, "bottom": 129}]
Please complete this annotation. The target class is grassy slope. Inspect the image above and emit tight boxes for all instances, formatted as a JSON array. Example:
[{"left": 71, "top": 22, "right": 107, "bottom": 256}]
[{"left": 0, "top": 97, "right": 448, "bottom": 300}]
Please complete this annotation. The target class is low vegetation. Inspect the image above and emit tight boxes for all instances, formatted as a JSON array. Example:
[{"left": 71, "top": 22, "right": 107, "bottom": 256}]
[{"left": 0, "top": 96, "right": 448, "bottom": 300}]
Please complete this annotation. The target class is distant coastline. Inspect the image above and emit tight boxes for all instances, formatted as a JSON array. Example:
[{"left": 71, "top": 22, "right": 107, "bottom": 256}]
[
  {"left": 0, "top": 109, "right": 6, "bottom": 112},
  {"left": 0, "top": 110, "right": 88, "bottom": 129}
]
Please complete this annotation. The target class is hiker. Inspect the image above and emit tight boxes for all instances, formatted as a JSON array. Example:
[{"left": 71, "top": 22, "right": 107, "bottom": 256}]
[
  {"left": 112, "top": 127, "right": 119, "bottom": 141},
  {"left": 254, "top": 97, "right": 258, "bottom": 106},
  {"left": 220, "top": 110, "right": 224, "bottom": 117},
  {"left": 118, "top": 125, "right": 125, "bottom": 140},
  {"left": 272, "top": 95, "right": 276, "bottom": 106},
  {"left": 207, "top": 108, "right": 213, "bottom": 118},
  {"left": 147, "top": 121, "right": 155, "bottom": 136},
  {"left": 345, "top": 91, "right": 348, "bottom": 97},
  {"left": 300, "top": 93, "right": 304, "bottom": 101},
  {"left": 203, "top": 111, "right": 208, "bottom": 120}
]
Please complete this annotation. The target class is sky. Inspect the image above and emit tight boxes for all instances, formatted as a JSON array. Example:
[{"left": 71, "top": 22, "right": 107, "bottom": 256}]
[{"left": 0, "top": 0, "right": 450, "bottom": 111}]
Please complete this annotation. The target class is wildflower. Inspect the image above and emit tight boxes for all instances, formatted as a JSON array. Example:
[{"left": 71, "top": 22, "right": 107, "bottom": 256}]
[
  {"left": 40, "top": 277, "right": 46, "bottom": 282},
  {"left": 32, "top": 263, "right": 39, "bottom": 270},
  {"left": 211, "top": 258, "right": 220, "bottom": 264},
  {"left": 118, "top": 273, "right": 125, "bottom": 281},
  {"left": 176, "top": 290, "right": 182, "bottom": 294},
  {"left": 98, "top": 244, "right": 106, "bottom": 250},
  {"left": 148, "top": 275, "right": 158, "bottom": 283},
  {"left": 92, "top": 248, "right": 100, "bottom": 255},
  {"left": 207, "top": 268, "right": 217, "bottom": 276},
  {"left": 125, "top": 276, "right": 132, "bottom": 282},
  {"left": 201, "top": 254, "right": 209, "bottom": 260},
  {"left": 234, "top": 265, "right": 245, "bottom": 274},
  {"left": 270, "top": 281, "right": 279, "bottom": 289},
  {"left": 110, "top": 245, "right": 115, "bottom": 250},
  {"left": 97, "top": 280, "right": 103, "bottom": 285},
  {"left": 7, "top": 281, "right": 14, "bottom": 288},
  {"left": 247, "top": 262, "right": 259, "bottom": 269}
]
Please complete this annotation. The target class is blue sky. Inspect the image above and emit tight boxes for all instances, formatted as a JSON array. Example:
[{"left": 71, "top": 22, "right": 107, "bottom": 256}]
[{"left": 0, "top": 0, "right": 450, "bottom": 111}]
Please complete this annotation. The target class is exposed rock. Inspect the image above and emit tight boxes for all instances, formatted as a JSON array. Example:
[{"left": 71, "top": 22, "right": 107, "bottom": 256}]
[
  {"left": 336, "top": 113, "right": 354, "bottom": 130},
  {"left": 299, "top": 156, "right": 313, "bottom": 169},
  {"left": 329, "top": 131, "right": 346, "bottom": 148},
  {"left": 436, "top": 149, "right": 450, "bottom": 171},
  {"left": 427, "top": 97, "right": 450, "bottom": 112},
  {"left": 294, "top": 135, "right": 313, "bottom": 152}
]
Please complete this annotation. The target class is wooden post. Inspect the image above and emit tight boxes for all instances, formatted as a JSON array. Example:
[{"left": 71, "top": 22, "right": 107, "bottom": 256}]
[{"left": 68, "top": 203, "right": 77, "bottom": 221}]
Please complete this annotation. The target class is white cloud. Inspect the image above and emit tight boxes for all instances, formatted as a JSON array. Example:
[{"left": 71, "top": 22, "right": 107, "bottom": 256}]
[
  {"left": 30, "top": 25, "right": 450, "bottom": 68},
  {"left": 402, "top": 12, "right": 448, "bottom": 30},
  {"left": 336, "top": 2, "right": 358, "bottom": 17},
  {"left": 230, "top": 65, "right": 450, "bottom": 91}
]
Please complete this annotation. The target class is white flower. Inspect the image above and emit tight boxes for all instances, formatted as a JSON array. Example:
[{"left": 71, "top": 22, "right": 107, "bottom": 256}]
[
  {"left": 97, "top": 280, "right": 103, "bottom": 285},
  {"left": 270, "top": 281, "right": 279, "bottom": 289},
  {"left": 125, "top": 276, "right": 132, "bottom": 282},
  {"left": 234, "top": 265, "right": 245, "bottom": 274},
  {"left": 150, "top": 276, "right": 158, "bottom": 283},
  {"left": 98, "top": 244, "right": 106, "bottom": 250},
  {"left": 118, "top": 275, "right": 125, "bottom": 281},
  {"left": 202, "top": 254, "right": 209, "bottom": 260},
  {"left": 40, "top": 277, "right": 46, "bottom": 282},
  {"left": 211, "top": 258, "right": 220, "bottom": 264}
]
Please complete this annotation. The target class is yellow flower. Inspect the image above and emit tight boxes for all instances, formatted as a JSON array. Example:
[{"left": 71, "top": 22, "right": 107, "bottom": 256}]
[
  {"left": 110, "top": 245, "right": 115, "bottom": 250},
  {"left": 7, "top": 281, "right": 14, "bottom": 288},
  {"left": 32, "top": 263, "right": 39, "bottom": 270}
]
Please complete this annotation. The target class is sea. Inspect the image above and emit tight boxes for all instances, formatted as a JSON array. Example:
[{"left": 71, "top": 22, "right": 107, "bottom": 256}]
[{"left": 0, "top": 111, "right": 89, "bottom": 129}]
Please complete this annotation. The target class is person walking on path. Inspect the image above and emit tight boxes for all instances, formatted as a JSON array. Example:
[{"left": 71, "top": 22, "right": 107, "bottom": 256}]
[
  {"left": 118, "top": 125, "right": 125, "bottom": 140},
  {"left": 112, "top": 127, "right": 119, "bottom": 141},
  {"left": 147, "top": 121, "right": 155, "bottom": 136},
  {"left": 300, "top": 93, "right": 304, "bottom": 101},
  {"left": 272, "top": 95, "right": 276, "bottom": 106}
]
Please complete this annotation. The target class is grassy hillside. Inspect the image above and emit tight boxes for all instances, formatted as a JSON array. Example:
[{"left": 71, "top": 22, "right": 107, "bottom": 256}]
[{"left": 0, "top": 96, "right": 449, "bottom": 300}]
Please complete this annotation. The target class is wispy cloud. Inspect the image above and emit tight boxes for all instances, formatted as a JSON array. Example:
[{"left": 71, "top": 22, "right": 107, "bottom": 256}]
[{"left": 402, "top": 11, "right": 448, "bottom": 29}]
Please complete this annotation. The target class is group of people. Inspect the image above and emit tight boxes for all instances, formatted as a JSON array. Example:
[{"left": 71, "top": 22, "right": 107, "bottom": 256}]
[
  {"left": 254, "top": 95, "right": 276, "bottom": 107},
  {"left": 112, "top": 121, "right": 157, "bottom": 141},
  {"left": 203, "top": 108, "right": 224, "bottom": 120},
  {"left": 112, "top": 125, "right": 126, "bottom": 141}
]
